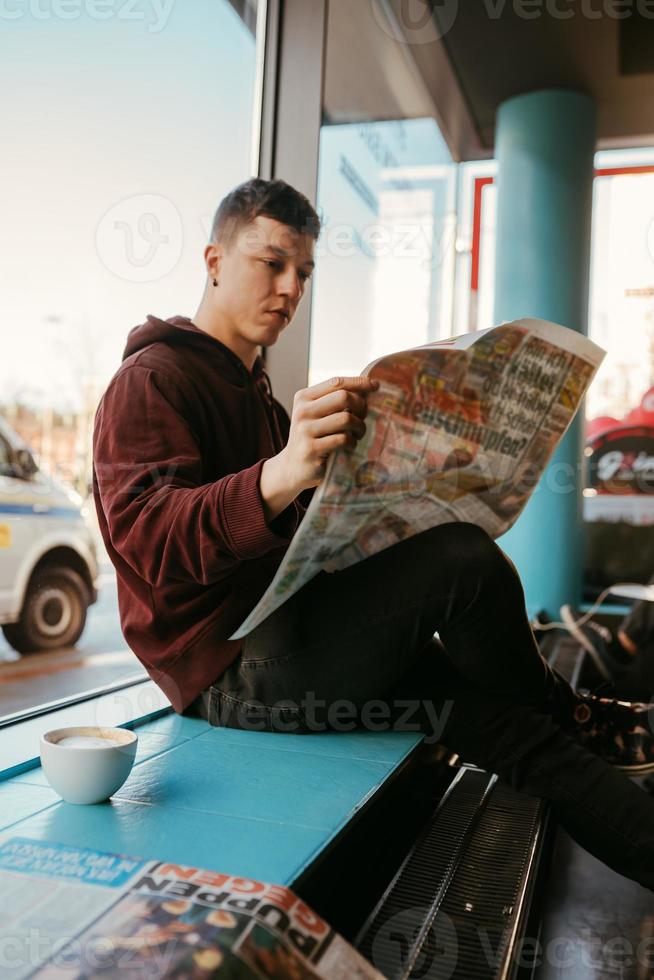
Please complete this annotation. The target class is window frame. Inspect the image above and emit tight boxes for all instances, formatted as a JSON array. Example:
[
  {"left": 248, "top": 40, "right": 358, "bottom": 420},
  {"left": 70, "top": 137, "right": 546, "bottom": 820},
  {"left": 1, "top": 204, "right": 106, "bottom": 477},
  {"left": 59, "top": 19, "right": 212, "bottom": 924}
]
[{"left": 0, "top": 677, "right": 170, "bottom": 782}]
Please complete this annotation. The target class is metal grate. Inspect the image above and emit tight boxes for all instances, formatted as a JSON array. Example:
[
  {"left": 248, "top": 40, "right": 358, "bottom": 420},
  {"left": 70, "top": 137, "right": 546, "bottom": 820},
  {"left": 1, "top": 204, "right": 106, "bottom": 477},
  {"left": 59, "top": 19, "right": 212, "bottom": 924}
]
[{"left": 356, "top": 767, "right": 546, "bottom": 980}]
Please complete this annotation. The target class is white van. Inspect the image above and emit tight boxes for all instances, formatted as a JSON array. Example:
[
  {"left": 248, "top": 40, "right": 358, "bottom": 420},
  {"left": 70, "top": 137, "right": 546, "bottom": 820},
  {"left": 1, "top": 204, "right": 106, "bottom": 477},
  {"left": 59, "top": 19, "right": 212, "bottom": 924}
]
[{"left": 0, "top": 415, "right": 99, "bottom": 654}]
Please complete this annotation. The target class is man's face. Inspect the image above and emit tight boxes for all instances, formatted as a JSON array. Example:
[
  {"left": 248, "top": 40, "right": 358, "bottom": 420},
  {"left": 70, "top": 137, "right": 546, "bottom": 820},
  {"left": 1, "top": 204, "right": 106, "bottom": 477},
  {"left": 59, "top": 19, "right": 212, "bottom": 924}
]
[{"left": 213, "top": 215, "right": 315, "bottom": 349}]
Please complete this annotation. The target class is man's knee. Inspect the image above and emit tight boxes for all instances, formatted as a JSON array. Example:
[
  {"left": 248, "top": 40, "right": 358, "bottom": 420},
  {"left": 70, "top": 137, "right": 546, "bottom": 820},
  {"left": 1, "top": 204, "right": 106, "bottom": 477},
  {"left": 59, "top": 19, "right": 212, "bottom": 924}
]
[{"left": 424, "top": 521, "right": 503, "bottom": 577}]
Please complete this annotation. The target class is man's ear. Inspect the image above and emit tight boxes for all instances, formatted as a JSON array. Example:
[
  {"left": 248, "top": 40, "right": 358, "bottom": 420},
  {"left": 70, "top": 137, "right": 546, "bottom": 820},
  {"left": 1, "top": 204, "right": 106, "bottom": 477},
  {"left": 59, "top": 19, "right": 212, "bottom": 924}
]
[{"left": 204, "top": 241, "right": 224, "bottom": 280}]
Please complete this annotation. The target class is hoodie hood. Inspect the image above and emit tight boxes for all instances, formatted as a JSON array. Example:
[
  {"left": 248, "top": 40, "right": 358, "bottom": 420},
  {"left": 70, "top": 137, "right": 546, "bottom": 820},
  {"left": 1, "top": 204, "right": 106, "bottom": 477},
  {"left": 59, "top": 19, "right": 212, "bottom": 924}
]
[
  {"left": 122, "top": 314, "right": 285, "bottom": 450},
  {"left": 123, "top": 315, "right": 267, "bottom": 386}
]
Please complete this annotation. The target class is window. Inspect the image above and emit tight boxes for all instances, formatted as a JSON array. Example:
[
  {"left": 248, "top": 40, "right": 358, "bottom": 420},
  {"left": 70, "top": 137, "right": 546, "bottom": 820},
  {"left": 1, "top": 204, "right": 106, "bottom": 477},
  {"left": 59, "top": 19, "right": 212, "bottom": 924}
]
[
  {"left": 0, "top": 0, "right": 265, "bottom": 719},
  {"left": 458, "top": 147, "right": 654, "bottom": 587},
  {"left": 585, "top": 149, "right": 654, "bottom": 586},
  {"left": 308, "top": 0, "right": 457, "bottom": 385},
  {"left": 587, "top": 150, "right": 654, "bottom": 424}
]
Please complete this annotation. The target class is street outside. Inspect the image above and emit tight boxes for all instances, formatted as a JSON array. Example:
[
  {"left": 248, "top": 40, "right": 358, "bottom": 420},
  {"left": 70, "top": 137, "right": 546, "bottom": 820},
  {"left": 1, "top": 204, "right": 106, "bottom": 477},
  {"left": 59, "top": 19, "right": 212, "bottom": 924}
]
[{"left": 0, "top": 515, "right": 146, "bottom": 719}]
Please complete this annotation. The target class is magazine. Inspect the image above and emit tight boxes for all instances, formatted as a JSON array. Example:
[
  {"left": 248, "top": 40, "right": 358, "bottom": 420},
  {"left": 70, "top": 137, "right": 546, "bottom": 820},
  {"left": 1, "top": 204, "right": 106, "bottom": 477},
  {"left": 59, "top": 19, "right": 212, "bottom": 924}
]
[
  {"left": 0, "top": 835, "right": 384, "bottom": 979},
  {"left": 231, "top": 318, "right": 605, "bottom": 639}
]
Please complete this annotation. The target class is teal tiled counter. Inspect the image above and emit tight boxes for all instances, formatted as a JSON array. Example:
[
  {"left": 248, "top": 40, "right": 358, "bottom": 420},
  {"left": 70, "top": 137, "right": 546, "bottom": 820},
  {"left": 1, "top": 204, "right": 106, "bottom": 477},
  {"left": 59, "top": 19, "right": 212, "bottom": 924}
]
[{"left": 2, "top": 713, "right": 423, "bottom": 885}]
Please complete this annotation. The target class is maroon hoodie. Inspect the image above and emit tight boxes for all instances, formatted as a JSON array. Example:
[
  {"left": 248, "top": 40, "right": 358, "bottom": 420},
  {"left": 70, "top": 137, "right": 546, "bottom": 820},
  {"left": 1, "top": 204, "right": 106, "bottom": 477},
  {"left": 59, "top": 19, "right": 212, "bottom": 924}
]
[{"left": 92, "top": 315, "right": 312, "bottom": 713}]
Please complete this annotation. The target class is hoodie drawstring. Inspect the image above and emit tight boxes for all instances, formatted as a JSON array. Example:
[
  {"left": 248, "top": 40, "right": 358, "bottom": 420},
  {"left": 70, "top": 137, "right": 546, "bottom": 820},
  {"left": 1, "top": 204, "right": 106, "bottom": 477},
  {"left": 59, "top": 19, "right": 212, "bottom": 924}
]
[{"left": 256, "top": 370, "right": 285, "bottom": 453}]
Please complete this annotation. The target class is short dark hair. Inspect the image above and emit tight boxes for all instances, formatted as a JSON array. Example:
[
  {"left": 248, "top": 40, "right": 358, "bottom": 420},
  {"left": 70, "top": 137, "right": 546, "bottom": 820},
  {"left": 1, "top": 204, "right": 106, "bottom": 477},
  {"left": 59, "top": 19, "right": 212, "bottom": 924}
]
[{"left": 210, "top": 177, "right": 321, "bottom": 249}]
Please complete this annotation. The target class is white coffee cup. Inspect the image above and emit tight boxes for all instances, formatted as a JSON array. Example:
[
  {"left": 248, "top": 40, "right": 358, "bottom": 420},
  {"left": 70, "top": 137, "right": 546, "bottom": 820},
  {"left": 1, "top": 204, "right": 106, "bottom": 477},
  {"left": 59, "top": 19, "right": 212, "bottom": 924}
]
[{"left": 40, "top": 726, "right": 138, "bottom": 804}]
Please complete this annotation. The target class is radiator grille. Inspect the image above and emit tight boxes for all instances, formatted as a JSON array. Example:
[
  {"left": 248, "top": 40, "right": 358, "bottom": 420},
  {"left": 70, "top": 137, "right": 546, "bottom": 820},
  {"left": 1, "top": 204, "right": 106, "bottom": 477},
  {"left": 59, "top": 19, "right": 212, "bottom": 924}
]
[{"left": 356, "top": 767, "right": 545, "bottom": 980}]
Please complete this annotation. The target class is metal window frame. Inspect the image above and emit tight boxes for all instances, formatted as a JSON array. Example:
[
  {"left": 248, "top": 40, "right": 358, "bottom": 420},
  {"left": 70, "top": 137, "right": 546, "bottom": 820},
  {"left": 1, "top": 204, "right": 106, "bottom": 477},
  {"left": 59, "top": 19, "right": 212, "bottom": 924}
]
[
  {"left": 260, "top": 0, "right": 478, "bottom": 410},
  {"left": 0, "top": 677, "right": 171, "bottom": 782},
  {"left": 260, "top": 0, "right": 329, "bottom": 413}
]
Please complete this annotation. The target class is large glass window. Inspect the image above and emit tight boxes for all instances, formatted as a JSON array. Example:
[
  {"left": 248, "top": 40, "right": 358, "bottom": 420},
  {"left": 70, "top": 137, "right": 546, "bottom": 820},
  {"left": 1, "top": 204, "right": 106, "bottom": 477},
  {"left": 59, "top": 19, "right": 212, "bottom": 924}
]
[
  {"left": 309, "top": 0, "right": 457, "bottom": 385},
  {"left": 584, "top": 149, "right": 654, "bottom": 587},
  {"left": 0, "top": 0, "right": 264, "bottom": 718},
  {"left": 587, "top": 149, "right": 654, "bottom": 423},
  {"left": 456, "top": 148, "right": 654, "bottom": 588}
]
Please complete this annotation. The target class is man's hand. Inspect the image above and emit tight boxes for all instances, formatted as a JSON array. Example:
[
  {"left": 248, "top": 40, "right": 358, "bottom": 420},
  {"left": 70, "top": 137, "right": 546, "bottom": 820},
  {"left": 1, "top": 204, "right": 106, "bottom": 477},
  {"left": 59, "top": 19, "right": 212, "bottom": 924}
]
[{"left": 260, "top": 375, "right": 379, "bottom": 521}]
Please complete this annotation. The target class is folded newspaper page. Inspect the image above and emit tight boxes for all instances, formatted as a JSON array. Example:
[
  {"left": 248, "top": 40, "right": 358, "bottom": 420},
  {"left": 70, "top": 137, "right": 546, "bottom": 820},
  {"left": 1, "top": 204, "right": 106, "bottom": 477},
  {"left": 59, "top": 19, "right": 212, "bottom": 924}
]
[
  {"left": 231, "top": 318, "right": 604, "bottom": 640},
  {"left": 0, "top": 835, "right": 384, "bottom": 979}
]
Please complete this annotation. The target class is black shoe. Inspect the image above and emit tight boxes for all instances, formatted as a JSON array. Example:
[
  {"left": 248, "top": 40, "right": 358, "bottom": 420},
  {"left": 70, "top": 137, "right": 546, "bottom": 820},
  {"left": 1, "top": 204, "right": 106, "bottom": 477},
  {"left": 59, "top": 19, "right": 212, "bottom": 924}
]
[
  {"left": 562, "top": 693, "right": 654, "bottom": 774},
  {"left": 560, "top": 605, "right": 627, "bottom": 682}
]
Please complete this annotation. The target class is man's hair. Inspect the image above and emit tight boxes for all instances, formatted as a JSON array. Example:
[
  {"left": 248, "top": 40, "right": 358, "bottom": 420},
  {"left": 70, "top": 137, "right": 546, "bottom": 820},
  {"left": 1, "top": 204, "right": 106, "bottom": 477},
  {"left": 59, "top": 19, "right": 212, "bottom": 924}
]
[{"left": 210, "top": 177, "right": 321, "bottom": 248}]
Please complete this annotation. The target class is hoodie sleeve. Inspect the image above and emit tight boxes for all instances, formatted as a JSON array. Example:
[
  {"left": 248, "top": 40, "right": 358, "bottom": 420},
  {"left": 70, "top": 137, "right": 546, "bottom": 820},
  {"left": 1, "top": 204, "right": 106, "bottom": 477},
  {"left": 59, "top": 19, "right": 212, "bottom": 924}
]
[{"left": 93, "top": 365, "right": 301, "bottom": 588}]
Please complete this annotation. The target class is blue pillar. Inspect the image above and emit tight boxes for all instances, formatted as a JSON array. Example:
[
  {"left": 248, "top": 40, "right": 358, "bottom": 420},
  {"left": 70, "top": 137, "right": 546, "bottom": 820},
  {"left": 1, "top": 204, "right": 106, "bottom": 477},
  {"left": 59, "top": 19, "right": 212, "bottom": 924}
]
[{"left": 493, "top": 89, "right": 597, "bottom": 618}]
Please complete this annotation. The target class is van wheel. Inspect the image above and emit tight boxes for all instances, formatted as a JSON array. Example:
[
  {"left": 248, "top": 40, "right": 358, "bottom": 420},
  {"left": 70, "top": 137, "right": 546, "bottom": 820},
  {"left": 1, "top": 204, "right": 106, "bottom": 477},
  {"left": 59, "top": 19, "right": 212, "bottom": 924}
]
[{"left": 2, "top": 566, "right": 89, "bottom": 654}]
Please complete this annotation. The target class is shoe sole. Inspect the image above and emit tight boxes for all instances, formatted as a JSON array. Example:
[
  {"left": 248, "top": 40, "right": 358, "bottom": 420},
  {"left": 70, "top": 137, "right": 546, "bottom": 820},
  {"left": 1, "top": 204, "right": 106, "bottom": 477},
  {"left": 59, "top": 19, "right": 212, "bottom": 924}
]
[
  {"left": 613, "top": 761, "right": 654, "bottom": 775},
  {"left": 560, "top": 604, "right": 613, "bottom": 682}
]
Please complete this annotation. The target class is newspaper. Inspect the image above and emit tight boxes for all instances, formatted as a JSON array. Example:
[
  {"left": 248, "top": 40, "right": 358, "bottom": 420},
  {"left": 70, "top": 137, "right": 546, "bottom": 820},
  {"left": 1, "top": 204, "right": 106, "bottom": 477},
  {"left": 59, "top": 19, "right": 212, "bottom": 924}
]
[
  {"left": 0, "top": 834, "right": 384, "bottom": 979},
  {"left": 231, "top": 318, "right": 605, "bottom": 639}
]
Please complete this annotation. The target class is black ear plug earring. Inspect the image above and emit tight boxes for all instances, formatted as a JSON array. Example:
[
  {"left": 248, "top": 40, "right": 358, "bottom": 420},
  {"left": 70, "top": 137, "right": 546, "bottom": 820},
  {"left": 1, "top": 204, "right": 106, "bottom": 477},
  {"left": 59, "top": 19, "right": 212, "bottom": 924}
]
[{"left": 212, "top": 277, "right": 219, "bottom": 287}]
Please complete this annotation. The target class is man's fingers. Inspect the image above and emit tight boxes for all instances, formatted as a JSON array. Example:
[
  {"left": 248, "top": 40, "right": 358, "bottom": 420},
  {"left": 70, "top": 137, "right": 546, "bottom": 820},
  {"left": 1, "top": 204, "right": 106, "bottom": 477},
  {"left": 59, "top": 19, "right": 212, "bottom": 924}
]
[
  {"left": 314, "top": 432, "right": 355, "bottom": 456},
  {"left": 304, "top": 388, "right": 368, "bottom": 420},
  {"left": 288, "top": 375, "right": 377, "bottom": 485},
  {"left": 310, "top": 412, "right": 366, "bottom": 440},
  {"left": 305, "top": 375, "right": 379, "bottom": 400}
]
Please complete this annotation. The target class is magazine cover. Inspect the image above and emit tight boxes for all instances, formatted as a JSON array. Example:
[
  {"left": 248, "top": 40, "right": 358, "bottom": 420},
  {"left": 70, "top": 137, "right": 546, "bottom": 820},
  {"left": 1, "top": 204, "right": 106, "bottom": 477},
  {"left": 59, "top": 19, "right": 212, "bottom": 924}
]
[{"left": 0, "top": 836, "right": 383, "bottom": 979}]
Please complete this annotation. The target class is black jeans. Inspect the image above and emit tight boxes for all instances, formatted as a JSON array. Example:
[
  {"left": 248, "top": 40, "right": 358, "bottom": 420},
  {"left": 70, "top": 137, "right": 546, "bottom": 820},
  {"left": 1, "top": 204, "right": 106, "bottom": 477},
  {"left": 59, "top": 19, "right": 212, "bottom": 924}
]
[{"left": 192, "top": 523, "right": 654, "bottom": 892}]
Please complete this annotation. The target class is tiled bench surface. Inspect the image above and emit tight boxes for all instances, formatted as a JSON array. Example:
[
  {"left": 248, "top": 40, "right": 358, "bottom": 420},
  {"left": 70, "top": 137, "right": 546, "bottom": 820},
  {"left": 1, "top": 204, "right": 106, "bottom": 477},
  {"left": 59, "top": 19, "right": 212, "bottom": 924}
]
[{"left": 0, "top": 712, "right": 423, "bottom": 885}]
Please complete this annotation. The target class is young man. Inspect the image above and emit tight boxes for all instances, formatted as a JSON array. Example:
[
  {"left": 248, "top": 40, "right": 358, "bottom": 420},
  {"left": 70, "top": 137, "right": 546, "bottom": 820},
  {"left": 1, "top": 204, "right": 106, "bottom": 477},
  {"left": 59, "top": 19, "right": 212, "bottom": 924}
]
[{"left": 94, "top": 178, "right": 654, "bottom": 891}]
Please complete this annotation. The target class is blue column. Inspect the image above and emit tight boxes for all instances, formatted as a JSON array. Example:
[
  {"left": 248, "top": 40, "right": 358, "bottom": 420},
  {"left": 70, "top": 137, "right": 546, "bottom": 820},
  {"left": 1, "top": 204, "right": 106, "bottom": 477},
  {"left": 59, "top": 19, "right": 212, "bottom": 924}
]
[{"left": 493, "top": 89, "right": 597, "bottom": 618}]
